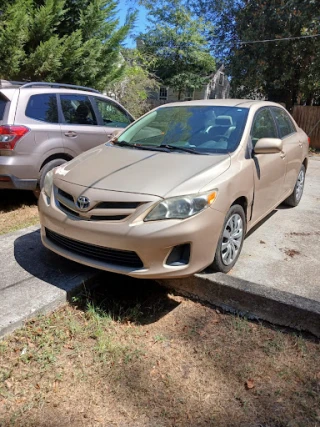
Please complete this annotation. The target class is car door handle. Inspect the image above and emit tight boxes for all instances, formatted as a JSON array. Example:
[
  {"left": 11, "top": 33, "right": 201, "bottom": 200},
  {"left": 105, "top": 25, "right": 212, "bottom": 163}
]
[
  {"left": 299, "top": 142, "right": 303, "bottom": 148},
  {"left": 64, "top": 131, "right": 77, "bottom": 138},
  {"left": 280, "top": 151, "right": 286, "bottom": 159}
]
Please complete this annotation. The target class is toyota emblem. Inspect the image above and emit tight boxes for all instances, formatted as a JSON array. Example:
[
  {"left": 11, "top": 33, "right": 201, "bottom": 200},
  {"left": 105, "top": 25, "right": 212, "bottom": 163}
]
[{"left": 77, "top": 196, "right": 90, "bottom": 210}]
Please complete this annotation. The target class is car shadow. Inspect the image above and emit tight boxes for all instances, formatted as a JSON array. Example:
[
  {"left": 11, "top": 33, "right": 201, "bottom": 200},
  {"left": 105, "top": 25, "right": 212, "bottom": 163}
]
[
  {"left": 13, "top": 229, "right": 179, "bottom": 325},
  {"left": 1, "top": 189, "right": 37, "bottom": 212},
  {"left": 72, "top": 272, "right": 181, "bottom": 326},
  {"left": 13, "top": 228, "right": 96, "bottom": 293}
]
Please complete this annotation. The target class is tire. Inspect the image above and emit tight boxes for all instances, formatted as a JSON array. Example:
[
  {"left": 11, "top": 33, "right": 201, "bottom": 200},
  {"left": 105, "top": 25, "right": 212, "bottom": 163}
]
[
  {"left": 33, "top": 158, "right": 67, "bottom": 199},
  {"left": 211, "top": 204, "right": 246, "bottom": 273},
  {"left": 284, "top": 164, "right": 306, "bottom": 207}
]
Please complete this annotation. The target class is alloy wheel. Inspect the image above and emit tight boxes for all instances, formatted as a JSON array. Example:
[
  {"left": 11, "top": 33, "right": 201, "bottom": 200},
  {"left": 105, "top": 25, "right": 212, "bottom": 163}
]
[
  {"left": 295, "top": 169, "right": 305, "bottom": 201},
  {"left": 221, "top": 213, "right": 244, "bottom": 266}
]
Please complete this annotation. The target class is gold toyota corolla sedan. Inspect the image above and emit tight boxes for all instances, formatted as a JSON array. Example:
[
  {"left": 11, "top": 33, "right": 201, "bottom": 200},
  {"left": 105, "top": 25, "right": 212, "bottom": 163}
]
[{"left": 38, "top": 99, "right": 309, "bottom": 278}]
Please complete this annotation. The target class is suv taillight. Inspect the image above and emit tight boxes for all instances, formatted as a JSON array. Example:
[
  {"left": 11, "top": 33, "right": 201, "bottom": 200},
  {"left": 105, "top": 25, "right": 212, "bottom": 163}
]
[{"left": 0, "top": 125, "right": 30, "bottom": 150}]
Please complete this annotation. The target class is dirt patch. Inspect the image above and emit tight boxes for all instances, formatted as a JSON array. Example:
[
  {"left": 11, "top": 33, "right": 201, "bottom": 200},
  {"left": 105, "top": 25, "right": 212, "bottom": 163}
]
[
  {"left": 287, "top": 231, "right": 320, "bottom": 237},
  {"left": 0, "top": 190, "right": 38, "bottom": 235},
  {"left": 0, "top": 279, "right": 319, "bottom": 427},
  {"left": 283, "top": 248, "right": 301, "bottom": 258}
]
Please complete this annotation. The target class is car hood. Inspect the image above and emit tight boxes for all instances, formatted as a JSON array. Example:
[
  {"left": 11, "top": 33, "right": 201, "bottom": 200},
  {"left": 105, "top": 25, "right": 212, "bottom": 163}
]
[{"left": 54, "top": 145, "right": 231, "bottom": 198}]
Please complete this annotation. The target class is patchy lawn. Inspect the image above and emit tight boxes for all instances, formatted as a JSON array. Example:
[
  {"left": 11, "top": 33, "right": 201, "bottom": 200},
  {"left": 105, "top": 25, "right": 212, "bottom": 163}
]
[
  {"left": 0, "top": 277, "right": 319, "bottom": 427},
  {"left": 0, "top": 190, "right": 39, "bottom": 235}
]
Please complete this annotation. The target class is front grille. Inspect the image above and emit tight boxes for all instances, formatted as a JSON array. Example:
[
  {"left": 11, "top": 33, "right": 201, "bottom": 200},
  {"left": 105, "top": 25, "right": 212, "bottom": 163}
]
[
  {"left": 55, "top": 186, "right": 144, "bottom": 222},
  {"left": 57, "top": 188, "right": 74, "bottom": 202},
  {"left": 95, "top": 201, "right": 141, "bottom": 209},
  {"left": 45, "top": 228, "right": 143, "bottom": 268},
  {"left": 58, "top": 202, "right": 80, "bottom": 217}
]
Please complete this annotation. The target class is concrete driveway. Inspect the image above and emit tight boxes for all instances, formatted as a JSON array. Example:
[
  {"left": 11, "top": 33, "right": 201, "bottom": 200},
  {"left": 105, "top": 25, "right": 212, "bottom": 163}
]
[{"left": 230, "top": 156, "right": 320, "bottom": 300}]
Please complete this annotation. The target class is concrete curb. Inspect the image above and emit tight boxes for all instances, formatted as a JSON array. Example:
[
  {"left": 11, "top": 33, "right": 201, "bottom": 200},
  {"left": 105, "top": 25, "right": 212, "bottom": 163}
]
[
  {"left": 0, "top": 275, "right": 98, "bottom": 339},
  {"left": 0, "top": 225, "right": 99, "bottom": 338},
  {"left": 159, "top": 272, "right": 320, "bottom": 338}
]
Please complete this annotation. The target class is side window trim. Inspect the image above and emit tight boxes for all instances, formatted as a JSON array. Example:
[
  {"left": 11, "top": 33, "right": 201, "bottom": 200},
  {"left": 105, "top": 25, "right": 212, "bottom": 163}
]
[
  {"left": 270, "top": 107, "right": 297, "bottom": 139},
  {"left": 56, "top": 94, "right": 64, "bottom": 124},
  {"left": 90, "top": 96, "right": 104, "bottom": 126}
]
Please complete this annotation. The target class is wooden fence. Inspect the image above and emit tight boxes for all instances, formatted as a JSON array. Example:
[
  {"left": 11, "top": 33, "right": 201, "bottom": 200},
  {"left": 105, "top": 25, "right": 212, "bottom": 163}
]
[{"left": 292, "top": 106, "right": 320, "bottom": 149}]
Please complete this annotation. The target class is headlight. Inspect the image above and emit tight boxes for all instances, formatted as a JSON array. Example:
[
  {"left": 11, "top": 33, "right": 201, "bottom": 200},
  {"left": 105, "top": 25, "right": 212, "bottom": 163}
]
[
  {"left": 144, "top": 190, "right": 218, "bottom": 221},
  {"left": 43, "top": 169, "right": 54, "bottom": 198}
]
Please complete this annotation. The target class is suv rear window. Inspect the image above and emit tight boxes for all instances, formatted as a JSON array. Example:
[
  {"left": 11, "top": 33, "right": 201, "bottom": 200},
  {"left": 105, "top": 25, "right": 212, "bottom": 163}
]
[
  {"left": 0, "top": 95, "right": 8, "bottom": 120},
  {"left": 26, "top": 94, "right": 59, "bottom": 123}
]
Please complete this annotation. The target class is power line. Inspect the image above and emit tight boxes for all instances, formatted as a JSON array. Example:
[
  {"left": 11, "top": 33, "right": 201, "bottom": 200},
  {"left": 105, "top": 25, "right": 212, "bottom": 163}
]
[
  {"left": 138, "top": 33, "right": 320, "bottom": 48},
  {"left": 233, "top": 33, "right": 320, "bottom": 45}
]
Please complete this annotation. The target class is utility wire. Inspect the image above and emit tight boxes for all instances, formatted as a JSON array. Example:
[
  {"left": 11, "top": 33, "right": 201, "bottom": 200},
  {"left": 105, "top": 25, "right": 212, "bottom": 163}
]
[
  {"left": 232, "top": 33, "right": 320, "bottom": 46},
  {"left": 139, "top": 33, "right": 320, "bottom": 47}
]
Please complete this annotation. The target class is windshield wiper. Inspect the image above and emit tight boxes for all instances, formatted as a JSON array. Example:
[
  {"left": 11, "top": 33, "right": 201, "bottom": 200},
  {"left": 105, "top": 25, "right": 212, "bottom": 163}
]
[
  {"left": 112, "top": 140, "right": 170, "bottom": 152},
  {"left": 161, "top": 144, "right": 203, "bottom": 155}
]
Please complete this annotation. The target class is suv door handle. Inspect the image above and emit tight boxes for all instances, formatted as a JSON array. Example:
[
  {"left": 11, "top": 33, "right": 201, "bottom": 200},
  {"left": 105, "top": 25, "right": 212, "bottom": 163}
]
[
  {"left": 280, "top": 151, "right": 286, "bottom": 159},
  {"left": 299, "top": 142, "right": 303, "bottom": 148},
  {"left": 64, "top": 131, "right": 77, "bottom": 138}
]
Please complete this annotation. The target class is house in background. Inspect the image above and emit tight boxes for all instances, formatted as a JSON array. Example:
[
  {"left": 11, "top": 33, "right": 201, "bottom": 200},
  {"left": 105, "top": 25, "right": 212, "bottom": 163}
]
[{"left": 148, "top": 65, "right": 230, "bottom": 108}]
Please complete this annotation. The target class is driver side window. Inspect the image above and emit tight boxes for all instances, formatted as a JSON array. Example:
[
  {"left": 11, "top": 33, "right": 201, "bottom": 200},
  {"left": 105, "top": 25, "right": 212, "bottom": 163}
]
[{"left": 251, "top": 109, "right": 278, "bottom": 146}]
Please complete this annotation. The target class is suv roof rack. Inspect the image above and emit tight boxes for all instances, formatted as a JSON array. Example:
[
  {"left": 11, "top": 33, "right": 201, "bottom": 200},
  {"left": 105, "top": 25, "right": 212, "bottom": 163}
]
[
  {"left": 19, "top": 82, "right": 101, "bottom": 94},
  {"left": 0, "top": 80, "right": 28, "bottom": 88}
]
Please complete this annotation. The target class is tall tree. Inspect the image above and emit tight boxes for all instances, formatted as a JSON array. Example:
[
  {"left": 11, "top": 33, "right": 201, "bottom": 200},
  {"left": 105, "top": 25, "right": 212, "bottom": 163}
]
[
  {"left": 0, "top": 0, "right": 134, "bottom": 90},
  {"left": 105, "top": 48, "right": 159, "bottom": 117},
  {"left": 190, "top": 0, "right": 320, "bottom": 108},
  {"left": 138, "top": 0, "right": 215, "bottom": 100}
]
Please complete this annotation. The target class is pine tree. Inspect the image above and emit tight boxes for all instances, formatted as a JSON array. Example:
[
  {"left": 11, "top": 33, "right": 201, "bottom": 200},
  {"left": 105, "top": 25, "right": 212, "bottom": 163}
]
[{"left": 0, "top": 0, "right": 134, "bottom": 90}]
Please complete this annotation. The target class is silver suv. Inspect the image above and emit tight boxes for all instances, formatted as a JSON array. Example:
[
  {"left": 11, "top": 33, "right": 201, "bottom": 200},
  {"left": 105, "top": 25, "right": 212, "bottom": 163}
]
[{"left": 0, "top": 81, "right": 134, "bottom": 192}]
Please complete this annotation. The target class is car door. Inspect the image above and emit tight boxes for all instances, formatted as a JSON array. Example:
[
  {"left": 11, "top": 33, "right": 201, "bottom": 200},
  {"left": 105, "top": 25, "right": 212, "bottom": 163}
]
[
  {"left": 270, "top": 107, "right": 302, "bottom": 194},
  {"left": 250, "top": 107, "right": 287, "bottom": 224},
  {"left": 59, "top": 93, "right": 107, "bottom": 157},
  {"left": 92, "top": 97, "right": 133, "bottom": 137}
]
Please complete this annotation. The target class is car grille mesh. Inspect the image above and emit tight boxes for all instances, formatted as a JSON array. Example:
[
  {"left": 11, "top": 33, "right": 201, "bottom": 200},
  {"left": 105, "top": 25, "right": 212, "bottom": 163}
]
[
  {"left": 45, "top": 228, "right": 143, "bottom": 268},
  {"left": 56, "top": 187, "right": 144, "bottom": 221}
]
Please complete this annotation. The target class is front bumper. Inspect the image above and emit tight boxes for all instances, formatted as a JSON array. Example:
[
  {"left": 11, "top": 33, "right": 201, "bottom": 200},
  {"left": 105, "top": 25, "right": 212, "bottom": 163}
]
[{"left": 38, "top": 188, "right": 225, "bottom": 279}]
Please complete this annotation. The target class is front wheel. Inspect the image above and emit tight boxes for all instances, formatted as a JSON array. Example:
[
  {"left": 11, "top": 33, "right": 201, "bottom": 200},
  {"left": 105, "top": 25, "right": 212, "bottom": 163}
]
[
  {"left": 211, "top": 204, "right": 246, "bottom": 273},
  {"left": 283, "top": 164, "right": 305, "bottom": 207}
]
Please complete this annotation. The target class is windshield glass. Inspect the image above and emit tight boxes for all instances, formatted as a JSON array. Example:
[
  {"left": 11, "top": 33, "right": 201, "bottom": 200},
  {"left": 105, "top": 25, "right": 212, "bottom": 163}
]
[{"left": 116, "top": 105, "right": 249, "bottom": 154}]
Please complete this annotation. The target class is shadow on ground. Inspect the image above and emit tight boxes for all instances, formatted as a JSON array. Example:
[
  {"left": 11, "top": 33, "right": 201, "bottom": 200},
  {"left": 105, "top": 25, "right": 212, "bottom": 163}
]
[
  {"left": 1, "top": 190, "right": 37, "bottom": 212},
  {"left": 72, "top": 272, "right": 180, "bottom": 326},
  {"left": 13, "top": 229, "right": 96, "bottom": 292}
]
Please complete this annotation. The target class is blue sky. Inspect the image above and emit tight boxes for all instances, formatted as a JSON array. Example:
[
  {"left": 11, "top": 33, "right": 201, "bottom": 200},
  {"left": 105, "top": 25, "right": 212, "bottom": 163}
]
[{"left": 117, "top": 0, "right": 148, "bottom": 48}]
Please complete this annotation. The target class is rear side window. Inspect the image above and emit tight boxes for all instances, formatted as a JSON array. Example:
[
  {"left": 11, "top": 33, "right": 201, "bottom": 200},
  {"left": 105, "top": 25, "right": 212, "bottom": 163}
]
[
  {"left": 271, "top": 107, "right": 296, "bottom": 138},
  {"left": 0, "top": 95, "right": 8, "bottom": 120},
  {"left": 26, "top": 94, "right": 58, "bottom": 123},
  {"left": 60, "top": 94, "right": 97, "bottom": 125}
]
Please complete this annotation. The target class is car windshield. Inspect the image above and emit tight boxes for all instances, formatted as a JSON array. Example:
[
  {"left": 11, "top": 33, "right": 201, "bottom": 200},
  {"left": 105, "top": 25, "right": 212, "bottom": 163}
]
[{"left": 115, "top": 105, "right": 249, "bottom": 155}]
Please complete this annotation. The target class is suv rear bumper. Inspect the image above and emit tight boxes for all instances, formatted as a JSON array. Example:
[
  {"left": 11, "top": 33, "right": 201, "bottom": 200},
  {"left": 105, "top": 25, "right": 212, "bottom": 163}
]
[
  {"left": 0, "top": 174, "right": 37, "bottom": 190},
  {"left": 0, "top": 154, "right": 39, "bottom": 189}
]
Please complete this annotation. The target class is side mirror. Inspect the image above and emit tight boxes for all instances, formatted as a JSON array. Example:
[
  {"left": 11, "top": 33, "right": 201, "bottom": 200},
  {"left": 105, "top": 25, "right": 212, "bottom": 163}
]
[
  {"left": 254, "top": 138, "right": 283, "bottom": 154},
  {"left": 112, "top": 129, "right": 122, "bottom": 138}
]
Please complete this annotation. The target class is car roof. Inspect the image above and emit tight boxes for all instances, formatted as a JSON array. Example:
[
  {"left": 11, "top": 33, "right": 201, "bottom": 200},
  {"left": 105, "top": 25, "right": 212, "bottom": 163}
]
[{"left": 159, "top": 99, "right": 284, "bottom": 109}]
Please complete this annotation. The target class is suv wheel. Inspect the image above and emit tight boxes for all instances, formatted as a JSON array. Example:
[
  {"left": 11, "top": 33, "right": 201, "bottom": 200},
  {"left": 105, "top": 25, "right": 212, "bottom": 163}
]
[
  {"left": 33, "top": 158, "right": 67, "bottom": 198},
  {"left": 211, "top": 204, "right": 246, "bottom": 273}
]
